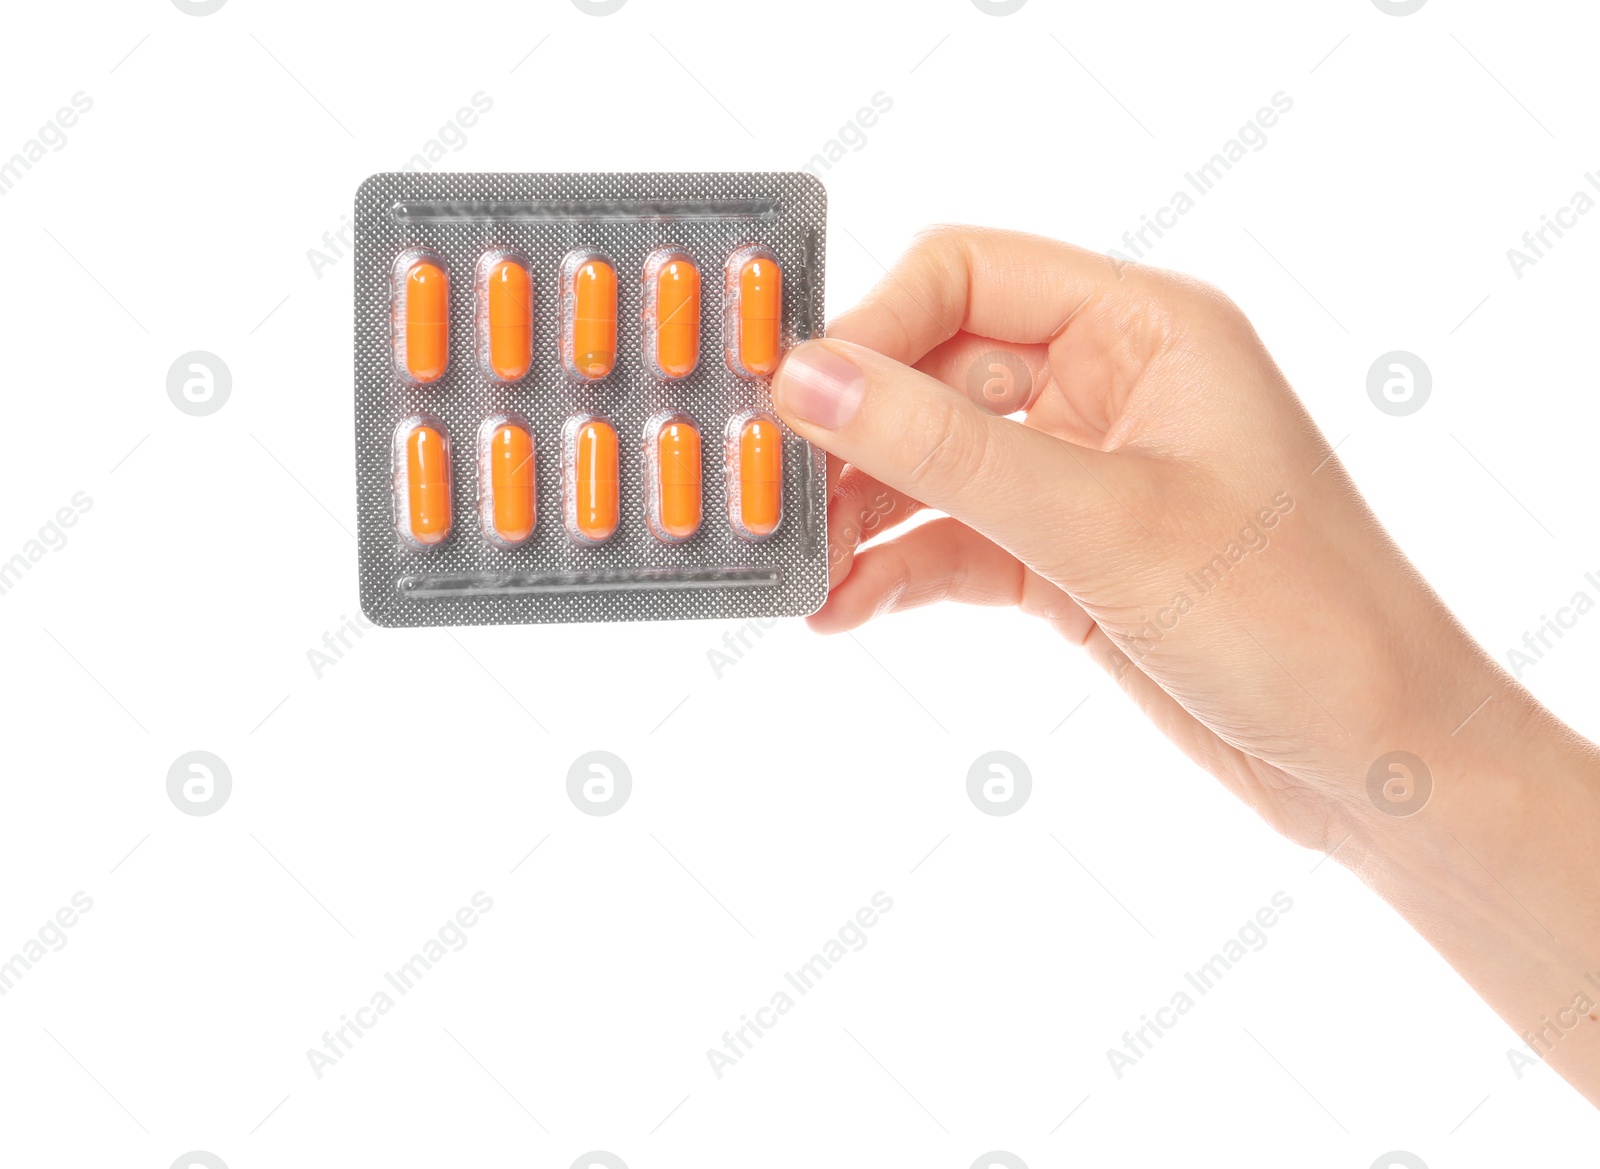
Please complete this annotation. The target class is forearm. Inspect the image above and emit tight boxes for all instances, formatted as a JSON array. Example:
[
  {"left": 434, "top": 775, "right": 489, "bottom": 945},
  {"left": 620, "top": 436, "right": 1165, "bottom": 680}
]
[{"left": 1337, "top": 677, "right": 1600, "bottom": 1105}]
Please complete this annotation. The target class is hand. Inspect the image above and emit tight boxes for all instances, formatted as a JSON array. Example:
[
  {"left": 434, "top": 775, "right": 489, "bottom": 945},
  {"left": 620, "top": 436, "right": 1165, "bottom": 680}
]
[
  {"left": 771, "top": 226, "right": 1600, "bottom": 1105},
  {"left": 772, "top": 225, "right": 1484, "bottom": 852}
]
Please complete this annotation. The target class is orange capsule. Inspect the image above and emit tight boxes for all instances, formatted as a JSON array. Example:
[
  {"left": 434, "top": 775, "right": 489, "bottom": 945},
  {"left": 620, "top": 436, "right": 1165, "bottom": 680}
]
[
  {"left": 564, "top": 252, "right": 617, "bottom": 380},
  {"left": 479, "top": 416, "right": 535, "bottom": 546},
  {"left": 645, "top": 249, "right": 700, "bottom": 379},
  {"left": 729, "top": 413, "right": 783, "bottom": 539},
  {"left": 396, "top": 252, "right": 449, "bottom": 384},
  {"left": 395, "top": 417, "right": 451, "bottom": 547},
  {"left": 481, "top": 254, "right": 532, "bottom": 382},
  {"left": 564, "top": 415, "right": 619, "bottom": 544},
  {"left": 647, "top": 413, "right": 702, "bottom": 542},
  {"left": 727, "top": 247, "right": 782, "bottom": 378}
]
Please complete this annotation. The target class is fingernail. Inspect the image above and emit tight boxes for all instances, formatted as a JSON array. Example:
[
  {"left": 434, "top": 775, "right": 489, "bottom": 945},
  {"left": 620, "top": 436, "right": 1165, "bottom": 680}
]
[{"left": 775, "top": 343, "right": 866, "bottom": 430}]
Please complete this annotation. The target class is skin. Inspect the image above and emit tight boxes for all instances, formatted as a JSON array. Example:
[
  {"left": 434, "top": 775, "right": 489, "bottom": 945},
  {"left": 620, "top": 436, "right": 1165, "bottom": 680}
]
[{"left": 769, "top": 225, "right": 1600, "bottom": 1107}]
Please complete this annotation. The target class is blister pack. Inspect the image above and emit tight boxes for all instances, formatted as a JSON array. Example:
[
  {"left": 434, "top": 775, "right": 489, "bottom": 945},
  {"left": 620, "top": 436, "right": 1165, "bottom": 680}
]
[{"left": 352, "top": 171, "right": 829, "bottom": 627}]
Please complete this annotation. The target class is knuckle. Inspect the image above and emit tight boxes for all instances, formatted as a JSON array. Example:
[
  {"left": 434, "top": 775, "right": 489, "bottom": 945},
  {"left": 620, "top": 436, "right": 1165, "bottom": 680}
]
[
  {"left": 909, "top": 222, "right": 970, "bottom": 251},
  {"left": 904, "top": 395, "right": 993, "bottom": 493},
  {"left": 907, "top": 224, "right": 974, "bottom": 283},
  {"left": 1163, "top": 271, "right": 1248, "bottom": 324}
]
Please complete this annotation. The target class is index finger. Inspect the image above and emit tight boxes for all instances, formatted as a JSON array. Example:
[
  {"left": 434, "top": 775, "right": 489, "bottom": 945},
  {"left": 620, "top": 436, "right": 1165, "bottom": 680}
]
[{"left": 825, "top": 225, "right": 1128, "bottom": 365}]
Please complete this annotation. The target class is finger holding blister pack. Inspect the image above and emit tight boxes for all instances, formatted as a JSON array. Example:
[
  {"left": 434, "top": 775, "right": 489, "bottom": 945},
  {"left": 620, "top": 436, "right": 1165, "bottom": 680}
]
[{"left": 354, "top": 171, "right": 828, "bottom": 627}]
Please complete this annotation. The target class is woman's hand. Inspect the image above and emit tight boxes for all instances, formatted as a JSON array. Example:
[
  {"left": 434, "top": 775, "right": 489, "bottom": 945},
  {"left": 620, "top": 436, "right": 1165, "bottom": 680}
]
[
  {"left": 773, "top": 225, "right": 1479, "bottom": 851},
  {"left": 771, "top": 225, "right": 1600, "bottom": 1105}
]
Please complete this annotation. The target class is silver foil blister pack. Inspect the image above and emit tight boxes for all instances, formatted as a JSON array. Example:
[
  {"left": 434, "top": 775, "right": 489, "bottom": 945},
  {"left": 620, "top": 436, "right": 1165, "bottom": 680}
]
[{"left": 352, "top": 172, "right": 828, "bottom": 627}]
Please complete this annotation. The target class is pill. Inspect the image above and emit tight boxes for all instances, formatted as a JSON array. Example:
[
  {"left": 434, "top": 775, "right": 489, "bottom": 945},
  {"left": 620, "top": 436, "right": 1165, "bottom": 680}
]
[
  {"left": 398, "top": 256, "right": 449, "bottom": 384},
  {"left": 731, "top": 414, "right": 783, "bottom": 538},
  {"left": 566, "top": 416, "right": 619, "bottom": 544},
  {"left": 398, "top": 419, "right": 451, "bottom": 546},
  {"left": 566, "top": 253, "right": 617, "bottom": 380},
  {"left": 728, "top": 250, "right": 782, "bottom": 378},
  {"left": 648, "top": 414, "right": 702, "bottom": 542},
  {"left": 646, "top": 249, "right": 700, "bottom": 379},
  {"left": 481, "top": 418, "right": 535, "bottom": 546},
  {"left": 484, "top": 256, "right": 532, "bottom": 382}
]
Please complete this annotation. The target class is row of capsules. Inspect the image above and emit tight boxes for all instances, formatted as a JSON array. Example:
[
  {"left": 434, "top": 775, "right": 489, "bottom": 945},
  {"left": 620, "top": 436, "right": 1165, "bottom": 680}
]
[{"left": 388, "top": 244, "right": 785, "bottom": 551}]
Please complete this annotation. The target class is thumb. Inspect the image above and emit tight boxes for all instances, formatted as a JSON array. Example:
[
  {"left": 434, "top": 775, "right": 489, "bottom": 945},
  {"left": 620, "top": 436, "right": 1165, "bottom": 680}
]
[{"left": 771, "top": 339, "right": 1148, "bottom": 581}]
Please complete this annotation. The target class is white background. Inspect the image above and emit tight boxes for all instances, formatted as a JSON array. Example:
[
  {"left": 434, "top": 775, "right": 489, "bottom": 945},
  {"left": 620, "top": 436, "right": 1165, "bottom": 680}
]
[{"left": 1, "top": 1, "right": 1598, "bottom": 1166}]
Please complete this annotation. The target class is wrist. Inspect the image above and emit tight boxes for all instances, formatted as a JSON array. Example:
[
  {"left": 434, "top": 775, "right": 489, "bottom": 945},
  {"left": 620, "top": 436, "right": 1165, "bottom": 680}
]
[
  {"left": 1333, "top": 680, "right": 1600, "bottom": 992},
  {"left": 1338, "top": 676, "right": 1588, "bottom": 872},
  {"left": 1313, "top": 571, "right": 1552, "bottom": 858}
]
